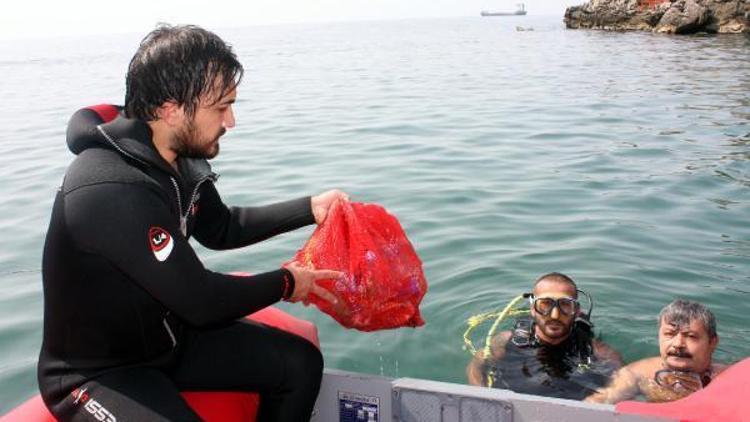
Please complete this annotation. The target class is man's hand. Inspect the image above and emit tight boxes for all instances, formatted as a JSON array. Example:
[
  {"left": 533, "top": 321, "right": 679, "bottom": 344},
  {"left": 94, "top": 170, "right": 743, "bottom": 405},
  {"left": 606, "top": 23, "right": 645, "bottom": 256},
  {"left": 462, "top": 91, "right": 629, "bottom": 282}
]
[
  {"left": 584, "top": 365, "right": 641, "bottom": 404},
  {"left": 284, "top": 262, "right": 341, "bottom": 306},
  {"left": 311, "top": 189, "right": 349, "bottom": 225}
]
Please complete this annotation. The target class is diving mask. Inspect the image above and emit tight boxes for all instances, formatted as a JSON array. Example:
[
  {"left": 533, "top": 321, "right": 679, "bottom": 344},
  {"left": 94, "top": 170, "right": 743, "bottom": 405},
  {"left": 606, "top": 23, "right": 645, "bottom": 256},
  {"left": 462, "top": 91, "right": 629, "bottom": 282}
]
[
  {"left": 530, "top": 296, "right": 579, "bottom": 317},
  {"left": 654, "top": 369, "right": 704, "bottom": 395}
]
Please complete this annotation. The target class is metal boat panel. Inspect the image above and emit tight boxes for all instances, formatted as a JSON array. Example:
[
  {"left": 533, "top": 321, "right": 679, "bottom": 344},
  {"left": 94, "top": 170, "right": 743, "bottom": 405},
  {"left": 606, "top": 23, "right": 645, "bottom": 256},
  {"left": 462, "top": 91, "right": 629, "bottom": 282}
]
[{"left": 312, "top": 369, "right": 674, "bottom": 422}]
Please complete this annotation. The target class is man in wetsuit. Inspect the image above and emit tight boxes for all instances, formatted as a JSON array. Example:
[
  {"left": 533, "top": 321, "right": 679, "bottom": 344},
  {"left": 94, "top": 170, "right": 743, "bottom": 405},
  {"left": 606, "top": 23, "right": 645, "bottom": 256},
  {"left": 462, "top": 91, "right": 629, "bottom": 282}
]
[
  {"left": 467, "top": 272, "right": 623, "bottom": 400},
  {"left": 38, "top": 24, "right": 346, "bottom": 421},
  {"left": 586, "top": 299, "right": 725, "bottom": 404}
]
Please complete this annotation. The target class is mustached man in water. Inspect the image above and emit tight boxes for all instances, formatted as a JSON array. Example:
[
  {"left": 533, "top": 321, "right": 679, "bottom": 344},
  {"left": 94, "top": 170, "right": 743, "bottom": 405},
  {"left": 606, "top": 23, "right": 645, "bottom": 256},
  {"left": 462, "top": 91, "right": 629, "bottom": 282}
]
[
  {"left": 467, "top": 273, "right": 624, "bottom": 400},
  {"left": 38, "top": 24, "right": 348, "bottom": 422},
  {"left": 586, "top": 299, "right": 726, "bottom": 404}
]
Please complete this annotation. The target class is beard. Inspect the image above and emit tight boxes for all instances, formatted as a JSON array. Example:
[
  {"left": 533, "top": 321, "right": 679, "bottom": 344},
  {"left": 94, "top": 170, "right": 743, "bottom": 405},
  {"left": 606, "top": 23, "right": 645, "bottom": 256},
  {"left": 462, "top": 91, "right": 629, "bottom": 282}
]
[
  {"left": 171, "top": 119, "right": 225, "bottom": 160},
  {"left": 538, "top": 318, "right": 572, "bottom": 340}
]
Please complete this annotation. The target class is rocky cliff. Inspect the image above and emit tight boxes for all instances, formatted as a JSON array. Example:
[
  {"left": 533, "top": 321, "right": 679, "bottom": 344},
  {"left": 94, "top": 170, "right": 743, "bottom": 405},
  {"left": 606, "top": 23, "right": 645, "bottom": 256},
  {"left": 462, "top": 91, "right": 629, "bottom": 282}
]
[{"left": 564, "top": 0, "right": 750, "bottom": 34}]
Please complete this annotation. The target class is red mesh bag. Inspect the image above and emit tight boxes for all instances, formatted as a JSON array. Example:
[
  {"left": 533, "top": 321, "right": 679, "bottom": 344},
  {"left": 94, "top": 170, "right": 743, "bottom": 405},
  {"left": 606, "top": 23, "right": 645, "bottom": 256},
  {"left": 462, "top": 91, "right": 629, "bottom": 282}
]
[{"left": 289, "top": 201, "right": 427, "bottom": 331}]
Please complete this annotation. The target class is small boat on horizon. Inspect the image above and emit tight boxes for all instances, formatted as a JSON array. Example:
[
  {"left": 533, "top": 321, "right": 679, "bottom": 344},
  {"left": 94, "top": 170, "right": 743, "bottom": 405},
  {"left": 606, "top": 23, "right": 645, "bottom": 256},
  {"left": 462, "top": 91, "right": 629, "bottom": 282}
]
[{"left": 481, "top": 3, "right": 527, "bottom": 16}]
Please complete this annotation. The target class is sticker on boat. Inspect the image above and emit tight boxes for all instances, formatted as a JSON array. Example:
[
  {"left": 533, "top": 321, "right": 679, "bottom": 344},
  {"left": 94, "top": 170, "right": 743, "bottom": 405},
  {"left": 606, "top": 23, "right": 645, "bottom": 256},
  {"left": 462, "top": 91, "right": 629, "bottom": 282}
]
[{"left": 339, "top": 390, "right": 380, "bottom": 421}]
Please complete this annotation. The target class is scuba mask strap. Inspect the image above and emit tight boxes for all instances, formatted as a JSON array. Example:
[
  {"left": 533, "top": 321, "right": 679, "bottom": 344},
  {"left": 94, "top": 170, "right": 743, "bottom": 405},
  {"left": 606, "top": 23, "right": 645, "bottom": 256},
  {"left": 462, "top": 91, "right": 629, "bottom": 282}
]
[
  {"left": 523, "top": 292, "right": 534, "bottom": 310},
  {"left": 572, "top": 290, "right": 595, "bottom": 364},
  {"left": 576, "top": 289, "right": 594, "bottom": 321}
]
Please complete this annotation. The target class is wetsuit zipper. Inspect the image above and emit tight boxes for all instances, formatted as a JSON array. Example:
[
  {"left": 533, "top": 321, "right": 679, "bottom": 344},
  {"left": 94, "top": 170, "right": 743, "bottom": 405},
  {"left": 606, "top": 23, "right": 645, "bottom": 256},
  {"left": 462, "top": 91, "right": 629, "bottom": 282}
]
[
  {"left": 97, "top": 126, "right": 147, "bottom": 165},
  {"left": 162, "top": 312, "right": 177, "bottom": 348},
  {"left": 170, "top": 175, "right": 216, "bottom": 236},
  {"left": 164, "top": 175, "right": 213, "bottom": 349},
  {"left": 98, "top": 125, "right": 219, "bottom": 352},
  {"left": 169, "top": 178, "right": 186, "bottom": 235}
]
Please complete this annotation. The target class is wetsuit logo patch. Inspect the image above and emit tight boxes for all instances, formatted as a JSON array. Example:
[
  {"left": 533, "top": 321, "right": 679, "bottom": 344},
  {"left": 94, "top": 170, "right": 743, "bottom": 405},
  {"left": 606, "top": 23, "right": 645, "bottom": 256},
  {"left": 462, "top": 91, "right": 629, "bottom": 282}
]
[
  {"left": 70, "top": 388, "right": 117, "bottom": 421},
  {"left": 149, "top": 227, "right": 173, "bottom": 262}
]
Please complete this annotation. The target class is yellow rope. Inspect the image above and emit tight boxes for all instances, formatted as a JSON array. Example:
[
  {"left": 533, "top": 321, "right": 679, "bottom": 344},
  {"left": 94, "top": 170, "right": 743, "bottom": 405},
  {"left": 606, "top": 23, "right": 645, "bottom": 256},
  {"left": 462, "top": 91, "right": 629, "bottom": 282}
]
[
  {"left": 463, "top": 294, "right": 528, "bottom": 358},
  {"left": 463, "top": 311, "right": 498, "bottom": 356},
  {"left": 482, "top": 295, "right": 527, "bottom": 359},
  {"left": 463, "top": 294, "right": 529, "bottom": 388}
]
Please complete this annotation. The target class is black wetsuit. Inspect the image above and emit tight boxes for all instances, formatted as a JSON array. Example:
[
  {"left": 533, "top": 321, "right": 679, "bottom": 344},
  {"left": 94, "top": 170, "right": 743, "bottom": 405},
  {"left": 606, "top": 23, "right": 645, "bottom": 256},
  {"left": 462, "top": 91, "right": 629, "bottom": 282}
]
[
  {"left": 484, "top": 318, "right": 617, "bottom": 400},
  {"left": 38, "top": 105, "right": 322, "bottom": 421}
]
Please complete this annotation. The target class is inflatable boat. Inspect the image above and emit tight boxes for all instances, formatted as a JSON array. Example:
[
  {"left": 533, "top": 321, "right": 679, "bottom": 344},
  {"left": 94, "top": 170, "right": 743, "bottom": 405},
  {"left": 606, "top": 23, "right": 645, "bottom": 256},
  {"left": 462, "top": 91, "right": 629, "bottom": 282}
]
[{"left": 2, "top": 302, "right": 748, "bottom": 422}]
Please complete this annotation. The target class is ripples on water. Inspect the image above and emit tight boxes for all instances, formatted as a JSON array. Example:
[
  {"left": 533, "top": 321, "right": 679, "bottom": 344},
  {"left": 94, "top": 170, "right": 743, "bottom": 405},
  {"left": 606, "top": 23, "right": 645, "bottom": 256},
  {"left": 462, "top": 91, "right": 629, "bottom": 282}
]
[{"left": 0, "top": 16, "right": 748, "bottom": 412}]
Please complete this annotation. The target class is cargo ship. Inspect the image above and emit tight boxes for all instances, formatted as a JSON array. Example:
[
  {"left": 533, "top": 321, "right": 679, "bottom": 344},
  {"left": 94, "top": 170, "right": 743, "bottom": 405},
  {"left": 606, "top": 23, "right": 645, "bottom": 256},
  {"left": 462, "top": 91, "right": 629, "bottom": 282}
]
[{"left": 481, "top": 3, "right": 527, "bottom": 16}]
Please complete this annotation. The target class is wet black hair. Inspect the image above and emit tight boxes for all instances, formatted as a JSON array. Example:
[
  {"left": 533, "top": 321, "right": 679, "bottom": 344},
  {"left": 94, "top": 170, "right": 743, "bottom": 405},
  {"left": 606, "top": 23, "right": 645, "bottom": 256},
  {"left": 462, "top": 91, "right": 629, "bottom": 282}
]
[
  {"left": 124, "top": 24, "right": 244, "bottom": 121},
  {"left": 533, "top": 272, "right": 578, "bottom": 298}
]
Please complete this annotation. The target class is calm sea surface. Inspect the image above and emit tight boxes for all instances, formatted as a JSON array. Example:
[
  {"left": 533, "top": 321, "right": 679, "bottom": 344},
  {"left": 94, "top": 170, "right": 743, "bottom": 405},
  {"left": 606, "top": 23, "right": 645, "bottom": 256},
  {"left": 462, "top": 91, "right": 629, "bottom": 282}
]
[{"left": 0, "top": 16, "right": 748, "bottom": 413}]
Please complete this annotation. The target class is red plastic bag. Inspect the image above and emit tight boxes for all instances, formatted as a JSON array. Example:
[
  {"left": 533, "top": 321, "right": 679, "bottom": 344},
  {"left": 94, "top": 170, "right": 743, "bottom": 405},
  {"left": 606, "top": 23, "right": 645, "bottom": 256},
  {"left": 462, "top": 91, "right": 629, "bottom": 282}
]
[{"left": 289, "top": 201, "right": 427, "bottom": 331}]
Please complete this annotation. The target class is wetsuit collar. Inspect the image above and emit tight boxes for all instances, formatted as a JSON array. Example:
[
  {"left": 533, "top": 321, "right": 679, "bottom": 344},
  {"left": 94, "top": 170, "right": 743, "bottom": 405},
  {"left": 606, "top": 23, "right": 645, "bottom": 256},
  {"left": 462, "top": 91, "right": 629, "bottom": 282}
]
[
  {"left": 66, "top": 106, "right": 218, "bottom": 187},
  {"left": 100, "top": 117, "right": 217, "bottom": 184},
  {"left": 96, "top": 116, "right": 177, "bottom": 175},
  {"left": 176, "top": 156, "right": 217, "bottom": 184}
]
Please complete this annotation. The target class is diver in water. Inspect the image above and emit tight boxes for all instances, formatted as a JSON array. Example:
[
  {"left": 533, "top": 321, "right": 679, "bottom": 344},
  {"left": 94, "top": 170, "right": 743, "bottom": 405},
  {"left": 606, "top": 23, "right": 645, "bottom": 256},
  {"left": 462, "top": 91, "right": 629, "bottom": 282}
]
[
  {"left": 467, "top": 272, "right": 623, "bottom": 400},
  {"left": 586, "top": 299, "right": 726, "bottom": 404}
]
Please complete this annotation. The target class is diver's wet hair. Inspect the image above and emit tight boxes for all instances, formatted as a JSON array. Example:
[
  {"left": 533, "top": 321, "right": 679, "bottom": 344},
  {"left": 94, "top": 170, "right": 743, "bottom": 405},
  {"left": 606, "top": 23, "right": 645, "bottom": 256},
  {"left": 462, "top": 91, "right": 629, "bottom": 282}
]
[
  {"left": 659, "top": 299, "right": 717, "bottom": 338},
  {"left": 125, "top": 24, "right": 244, "bottom": 121},
  {"left": 533, "top": 272, "right": 578, "bottom": 298}
]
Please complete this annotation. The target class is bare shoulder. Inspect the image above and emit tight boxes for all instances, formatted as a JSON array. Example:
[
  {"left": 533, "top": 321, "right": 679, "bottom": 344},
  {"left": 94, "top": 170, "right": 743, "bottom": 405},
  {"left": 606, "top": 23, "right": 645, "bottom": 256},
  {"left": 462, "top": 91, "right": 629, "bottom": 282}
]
[
  {"left": 592, "top": 339, "right": 624, "bottom": 367},
  {"left": 467, "top": 330, "right": 512, "bottom": 386},
  {"left": 495, "top": 330, "right": 512, "bottom": 344},
  {"left": 489, "top": 330, "right": 512, "bottom": 358},
  {"left": 488, "top": 330, "right": 512, "bottom": 347},
  {"left": 626, "top": 356, "right": 662, "bottom": 379}
]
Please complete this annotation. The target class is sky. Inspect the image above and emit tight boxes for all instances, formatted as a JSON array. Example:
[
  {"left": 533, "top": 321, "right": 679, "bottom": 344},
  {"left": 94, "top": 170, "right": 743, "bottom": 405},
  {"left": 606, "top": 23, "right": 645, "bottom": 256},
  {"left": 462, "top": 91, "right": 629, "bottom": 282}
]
[{"left": 1, "top": 0, "right": 584, "bottom": 40}]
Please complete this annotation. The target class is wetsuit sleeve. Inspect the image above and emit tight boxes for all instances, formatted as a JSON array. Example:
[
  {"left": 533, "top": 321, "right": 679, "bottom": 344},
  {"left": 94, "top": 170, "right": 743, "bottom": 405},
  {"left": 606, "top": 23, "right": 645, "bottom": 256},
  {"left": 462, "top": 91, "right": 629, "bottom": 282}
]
[
  {"left": 64, "top": 183, "right": 288, "bottom": 327},
  {"left": 192, "top": 182, "right": 315, "bottom": 250}
]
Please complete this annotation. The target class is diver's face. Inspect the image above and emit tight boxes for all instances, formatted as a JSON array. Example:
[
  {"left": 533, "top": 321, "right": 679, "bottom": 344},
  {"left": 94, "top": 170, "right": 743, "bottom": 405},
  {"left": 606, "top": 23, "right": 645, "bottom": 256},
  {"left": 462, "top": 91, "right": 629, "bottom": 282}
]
[
  {"left": 531, "top": 279, "right": 578, "bottom": 345},
  {"left": 172, "top": 86, "right": 236, "bottom": 160},
  {"left": 658, "top": 318, "right": 717, "bottom": 373}
]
